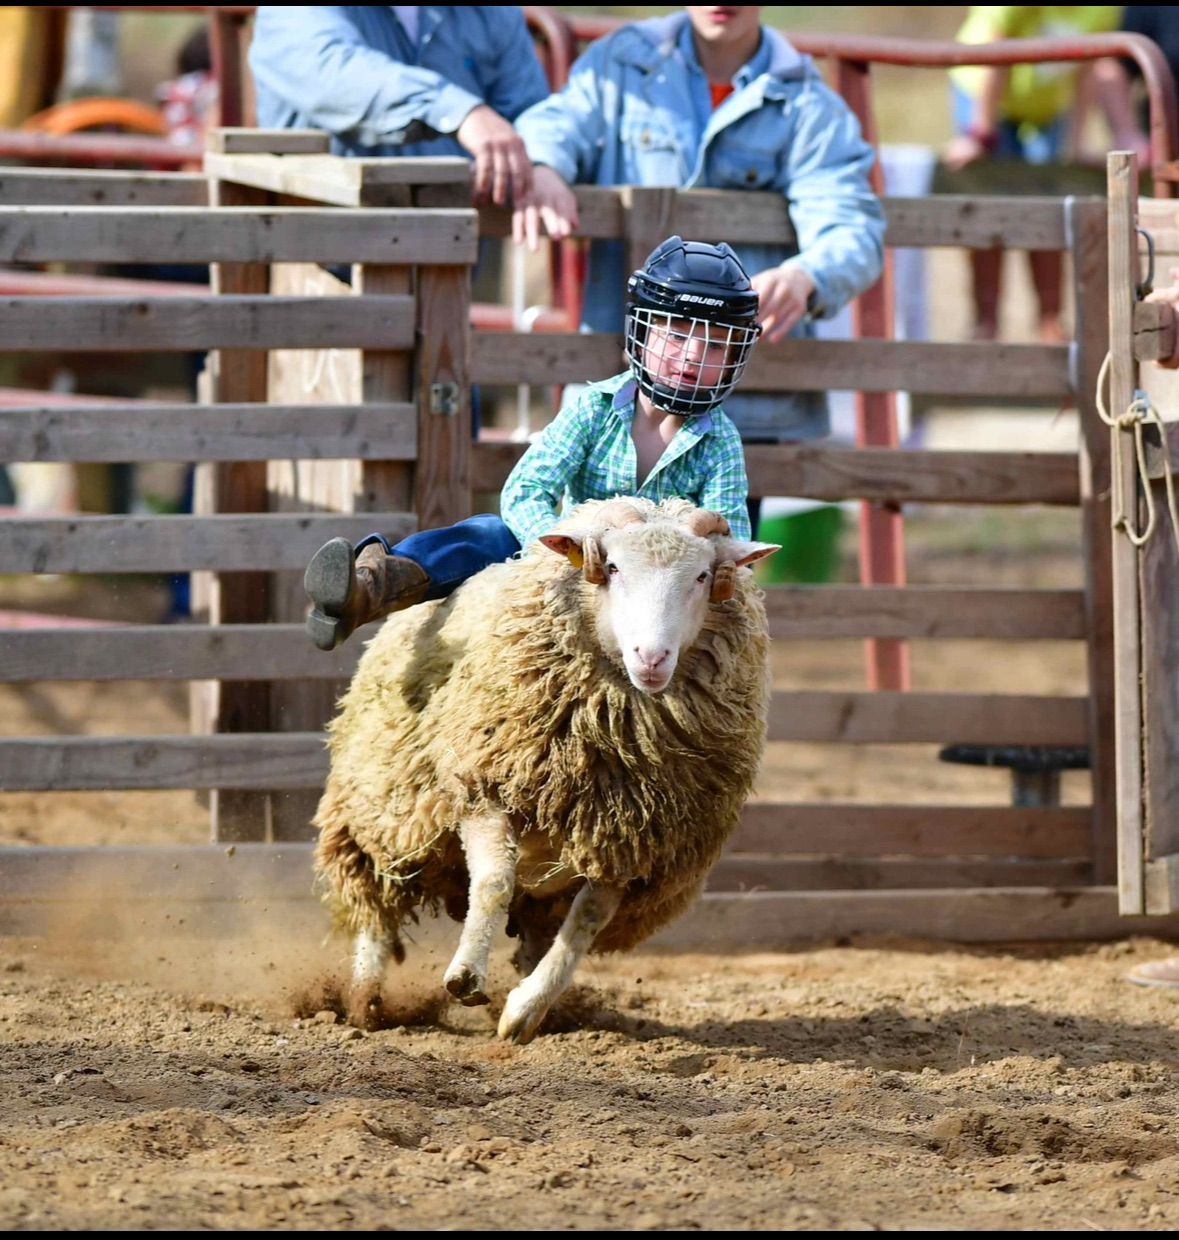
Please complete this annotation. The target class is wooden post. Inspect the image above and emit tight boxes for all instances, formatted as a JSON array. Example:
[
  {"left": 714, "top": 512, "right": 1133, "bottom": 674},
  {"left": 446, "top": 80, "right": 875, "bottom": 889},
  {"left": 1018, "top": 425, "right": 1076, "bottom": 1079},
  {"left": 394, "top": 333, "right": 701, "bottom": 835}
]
[
  {"left": 621, "top": 186, "right": 678, "bottom": 283},
  {"left": 1068, "top": 198, "right": 1117, "bottom": 884},
  {"left": 415, "top": 264, "right": 471, "bottom": 529},
  {"left": 835, "top": 58, "right": 909, "bottom": 693},
  {"left": 1106, "top": 152, "right": 1145, "bottom": 914},
  {"left": 201, "top": 175, "right": 273, "bottom": 843}
]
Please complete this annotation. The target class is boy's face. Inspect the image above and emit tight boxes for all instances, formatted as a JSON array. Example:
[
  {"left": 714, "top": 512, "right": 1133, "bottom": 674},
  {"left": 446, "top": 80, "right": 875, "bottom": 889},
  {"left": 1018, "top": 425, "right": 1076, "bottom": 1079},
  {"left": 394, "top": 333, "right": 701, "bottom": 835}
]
[
  {"left": 686, "top": 7, "right": 762, "bottom": 50},
  {"left": 641, "top": 314, "right": 736, "bottom": 400}
]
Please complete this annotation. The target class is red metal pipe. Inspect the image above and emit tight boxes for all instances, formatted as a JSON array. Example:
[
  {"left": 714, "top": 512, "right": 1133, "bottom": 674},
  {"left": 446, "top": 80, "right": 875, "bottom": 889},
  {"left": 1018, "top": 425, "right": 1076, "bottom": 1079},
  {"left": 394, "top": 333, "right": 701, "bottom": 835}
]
[
  {"left": 0, "top": 129, "right": 199, "bottom": 168},
  {"left": 0, "top": 271, "right": 209, "bottom": 298}
]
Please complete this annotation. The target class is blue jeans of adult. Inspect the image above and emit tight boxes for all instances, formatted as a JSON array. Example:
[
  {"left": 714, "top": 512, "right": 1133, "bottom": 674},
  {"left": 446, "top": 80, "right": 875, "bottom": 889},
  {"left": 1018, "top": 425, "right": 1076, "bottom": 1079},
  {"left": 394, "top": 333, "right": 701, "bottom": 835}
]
[{"left": 355, "top": 514, "right": 521, "bottom": 602}]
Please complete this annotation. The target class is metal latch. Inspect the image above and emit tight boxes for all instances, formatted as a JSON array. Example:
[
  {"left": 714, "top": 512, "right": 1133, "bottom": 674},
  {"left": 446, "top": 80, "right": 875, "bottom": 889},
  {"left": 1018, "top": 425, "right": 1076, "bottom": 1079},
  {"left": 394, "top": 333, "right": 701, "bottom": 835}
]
[
  {"left": 1137, "top": 226, "right": 1155, "bottom": 299},
  {"left": 429, "top": 382, "right": 460, "bottom": 416}
]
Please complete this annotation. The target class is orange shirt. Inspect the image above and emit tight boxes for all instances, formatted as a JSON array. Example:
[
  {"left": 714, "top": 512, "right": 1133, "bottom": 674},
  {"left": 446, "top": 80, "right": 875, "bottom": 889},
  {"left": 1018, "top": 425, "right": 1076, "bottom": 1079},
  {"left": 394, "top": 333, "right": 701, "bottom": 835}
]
[{"left": 709, "top": 81, "right": 735, "bottom": 111}]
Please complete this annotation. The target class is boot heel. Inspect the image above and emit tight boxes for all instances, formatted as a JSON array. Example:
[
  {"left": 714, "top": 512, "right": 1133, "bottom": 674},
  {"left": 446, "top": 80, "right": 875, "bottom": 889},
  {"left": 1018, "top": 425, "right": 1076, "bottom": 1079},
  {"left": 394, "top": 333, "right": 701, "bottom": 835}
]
[
  {"left": 304, "top": 537, "right": 355, "bottom": 613},
  {"left": 306, "top": 608, "right": 343, "bottom": 652}
]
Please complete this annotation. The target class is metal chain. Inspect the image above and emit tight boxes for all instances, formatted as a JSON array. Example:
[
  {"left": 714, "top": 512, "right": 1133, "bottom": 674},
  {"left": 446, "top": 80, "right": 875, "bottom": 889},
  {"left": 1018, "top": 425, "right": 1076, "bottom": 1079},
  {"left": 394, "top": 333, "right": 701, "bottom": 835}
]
[{"left": 1095, "top": 351, "right": 1179, "bottom": 552}]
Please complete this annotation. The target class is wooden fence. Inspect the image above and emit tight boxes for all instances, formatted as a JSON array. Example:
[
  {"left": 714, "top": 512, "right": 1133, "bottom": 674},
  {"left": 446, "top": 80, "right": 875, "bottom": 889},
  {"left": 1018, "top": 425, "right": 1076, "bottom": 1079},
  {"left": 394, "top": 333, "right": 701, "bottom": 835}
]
[{"left": 4, "top": 134, "right": 1179, "bottom": 944}]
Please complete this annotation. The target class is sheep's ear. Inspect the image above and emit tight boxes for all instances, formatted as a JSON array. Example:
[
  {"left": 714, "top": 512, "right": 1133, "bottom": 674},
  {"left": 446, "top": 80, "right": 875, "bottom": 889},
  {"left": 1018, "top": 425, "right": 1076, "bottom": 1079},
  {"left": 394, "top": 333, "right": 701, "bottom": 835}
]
[
  {"left": 539, "top": 534, "right": 583, "bottom": 567},
  {"left": 709, "top": 542, "right": 780, "bottom": 603},
  {"left": 723, "top": 540, "right": 781, "bottom": 569}
]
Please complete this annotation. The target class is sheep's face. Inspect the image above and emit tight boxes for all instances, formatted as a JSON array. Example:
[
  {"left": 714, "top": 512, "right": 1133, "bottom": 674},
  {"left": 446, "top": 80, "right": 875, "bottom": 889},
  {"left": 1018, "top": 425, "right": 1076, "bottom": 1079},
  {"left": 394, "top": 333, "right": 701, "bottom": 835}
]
[
  {"left": 595, "top": 524, "right": 715, "bottom": 693},
  {"left": 542, "top": 519, "right": 778, "bottom": 695}
]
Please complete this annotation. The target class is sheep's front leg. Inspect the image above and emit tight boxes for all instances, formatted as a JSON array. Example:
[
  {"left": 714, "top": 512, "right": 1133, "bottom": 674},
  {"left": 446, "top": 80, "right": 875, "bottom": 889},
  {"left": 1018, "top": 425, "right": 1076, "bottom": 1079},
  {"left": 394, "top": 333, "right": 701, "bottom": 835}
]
[
  {"left": 348, "top": 927, "right": 391, "bottom": 1029},
  {"left": 444, "top": 812, "right": 517, "bottom": 1007},
  {"left": 498, "top": 881, "right": 622, "bottom": 1044}
]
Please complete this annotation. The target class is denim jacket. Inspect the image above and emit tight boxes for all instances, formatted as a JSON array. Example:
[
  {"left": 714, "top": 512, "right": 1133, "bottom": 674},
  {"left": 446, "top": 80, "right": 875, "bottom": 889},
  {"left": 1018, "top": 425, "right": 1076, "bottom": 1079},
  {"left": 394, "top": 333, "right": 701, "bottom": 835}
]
[
  {"left": 515, "top": 14, "right": 886, "bottom": 441},
  {"left": 249, "top": 6, "right": 549, "bottom": 158}
]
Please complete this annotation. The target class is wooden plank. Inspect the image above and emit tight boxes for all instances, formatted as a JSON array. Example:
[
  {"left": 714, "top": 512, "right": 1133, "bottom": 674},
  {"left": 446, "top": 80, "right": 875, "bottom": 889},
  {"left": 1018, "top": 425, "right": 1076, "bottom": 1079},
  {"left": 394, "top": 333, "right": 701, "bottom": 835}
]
[
  {"left": 0, "top": 168, "right": 208, "bottom": 207},
  {"left": 1069, "top": 198, "right": 1118, "bottom": 888},
  {"left": 204, "top": 152, "right": 471, "bottom": 206},
  {"left": 0, "top": 513, "right": 416, "bottom": 574},
  {"left": 1132, "top": 299, "right": 1177, "bottom": 361},
  {"left": 622, "top": 186, "right": 679, "bottom": 284},
  {"left": 467, "top": 188, "right": 1066, "bottom": 250},
  {"left": 707, "top": 856, "right": 1090, "bottom": 891},
  {"left": 414, "top": 264, "right": 471, "bottom": 529},
  {"left": 472, "top": 440, "right": 1080, "bottom": 506},
  {"left": 1139, "top": 469, "right": 1179, "bottom": 879},
  {"left": 1144, "top": 852, "right": 1179, "bottom": 915},
  {"left": 0, "top": 402, "right": 416, "bottom": 462},
  {"left": 0, "top": 625, "right": 365, "bottom": 682},
  {"left": 1107, "top": 153, "right": 1146, "bottom": 914},
  {"left": 0, "top": 295, "right": 416, "bottom": 351},
  {"left": 767, "top": 691, "right": 1089, "bottom": 745},
  {"left": 1146, "top": 420, "right": 1179, "bottom": 480},
  {"left": 762, "top": 586, "right": 1087, "bottom": 640},
  {"left": 0, "top": 736, "right": 329, "bottom": 792},
  {"left": 0, "top": 207, "right": 477, "bottom": 265},
  {"left": 3, "top": 845, "right": 1177, "bottom": 945},
  {"left": 469, "top": 333, "right": 1071, "bottom": 397},
  {"left": 646, "top": 888, "right": 1179, "bottom": 949},
  {"left": 730, "top": 804, "right": 1093, "bottom": 859},
  {"left": 207, "top": 128, "right": 330, "bottom": 155}
]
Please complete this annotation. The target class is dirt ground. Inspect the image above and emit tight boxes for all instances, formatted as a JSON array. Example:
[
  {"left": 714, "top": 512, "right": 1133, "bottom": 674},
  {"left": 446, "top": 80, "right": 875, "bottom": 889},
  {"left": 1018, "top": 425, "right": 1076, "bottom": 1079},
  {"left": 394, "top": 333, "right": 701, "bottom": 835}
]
[
  {"left": 6, "top": 930, "right": 1179, "bottom": 1231},
  {"left": 6, "top": 509, "right": 1179, "bottom": 1231}
]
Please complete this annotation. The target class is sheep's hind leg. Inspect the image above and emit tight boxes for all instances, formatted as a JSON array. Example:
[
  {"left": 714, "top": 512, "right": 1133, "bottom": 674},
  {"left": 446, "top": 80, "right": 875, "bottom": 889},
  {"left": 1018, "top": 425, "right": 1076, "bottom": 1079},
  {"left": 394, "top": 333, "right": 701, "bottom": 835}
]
[
  {"left": 348, "top": 927, "right": 391, "bottom": 1029},
  {"left": 444, "top": 812, "right": 517, "bottom": 1007},
  {"left": 498, "top": 881, "right": 622, "bottom": 1044}
]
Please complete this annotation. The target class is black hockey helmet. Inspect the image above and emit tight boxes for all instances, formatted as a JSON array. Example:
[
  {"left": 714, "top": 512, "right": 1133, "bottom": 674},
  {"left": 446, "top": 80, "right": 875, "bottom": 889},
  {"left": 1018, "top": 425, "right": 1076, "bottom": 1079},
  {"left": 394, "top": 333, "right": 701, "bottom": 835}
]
[{"left": 624, "top": 235, "right": 761, "bottom": 417}]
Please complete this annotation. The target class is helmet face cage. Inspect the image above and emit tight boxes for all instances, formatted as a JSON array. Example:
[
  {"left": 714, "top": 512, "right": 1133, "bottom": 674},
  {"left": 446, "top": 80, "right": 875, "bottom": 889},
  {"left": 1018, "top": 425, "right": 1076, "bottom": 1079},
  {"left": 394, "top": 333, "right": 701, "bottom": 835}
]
[{"left": 625, "top": 305, "right": 760, "bottom": 418}]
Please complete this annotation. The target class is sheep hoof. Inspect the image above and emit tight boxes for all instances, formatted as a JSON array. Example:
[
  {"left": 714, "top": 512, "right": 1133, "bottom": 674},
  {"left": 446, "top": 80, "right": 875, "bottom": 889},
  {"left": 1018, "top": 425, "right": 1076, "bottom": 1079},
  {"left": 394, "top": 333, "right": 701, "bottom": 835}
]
[
  {"left": 497, "top": 989, "right": 546, "bottom": 1044},
  {"left": 444, "top": 964, "right": 490, "bottom": 1007},
  {"left": 347, "top": 985, "right": 384, "bottom": 1031}
]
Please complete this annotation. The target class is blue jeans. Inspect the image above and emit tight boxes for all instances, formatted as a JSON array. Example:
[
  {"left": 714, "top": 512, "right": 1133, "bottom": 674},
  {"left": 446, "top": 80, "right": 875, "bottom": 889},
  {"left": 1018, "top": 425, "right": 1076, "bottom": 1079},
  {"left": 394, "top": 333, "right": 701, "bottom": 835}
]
[
  {"left": 950, "top": 85, "right": 1064, "bottom": 163},
  {"left": 355, "top": 514, "right": 521, "bottom": 601}
]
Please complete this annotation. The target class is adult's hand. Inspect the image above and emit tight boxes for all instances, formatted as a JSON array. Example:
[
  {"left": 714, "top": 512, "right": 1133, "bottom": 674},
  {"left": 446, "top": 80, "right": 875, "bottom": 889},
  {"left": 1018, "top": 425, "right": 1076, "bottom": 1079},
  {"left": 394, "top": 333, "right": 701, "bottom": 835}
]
[
  {"left": 751, "top": 263, "right": 816, "bottom": 344},
  {"left": 456, "top": 104, "right": 533, "bottom": 207},
  {"left": 941, "top": 132, "right": 992, "bottom": 172},
  {"left": 511, "top": 163, "right": 579, "bottom": 252}
]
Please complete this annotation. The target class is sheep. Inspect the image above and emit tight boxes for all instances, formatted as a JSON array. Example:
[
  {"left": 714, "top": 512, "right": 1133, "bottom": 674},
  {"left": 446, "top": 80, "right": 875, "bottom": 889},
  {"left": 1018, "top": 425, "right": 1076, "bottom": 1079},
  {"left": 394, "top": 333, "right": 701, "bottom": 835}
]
[{"left": 313, "top": 497, "right": 779, "bottom": 1043}]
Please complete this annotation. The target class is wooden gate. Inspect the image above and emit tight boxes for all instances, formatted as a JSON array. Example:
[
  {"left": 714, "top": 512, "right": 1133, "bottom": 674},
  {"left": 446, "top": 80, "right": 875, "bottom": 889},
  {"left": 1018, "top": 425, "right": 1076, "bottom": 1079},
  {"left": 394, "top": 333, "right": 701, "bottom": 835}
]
[{"left": 1106, "top": 151, "right": 1179, "bottom": 915}]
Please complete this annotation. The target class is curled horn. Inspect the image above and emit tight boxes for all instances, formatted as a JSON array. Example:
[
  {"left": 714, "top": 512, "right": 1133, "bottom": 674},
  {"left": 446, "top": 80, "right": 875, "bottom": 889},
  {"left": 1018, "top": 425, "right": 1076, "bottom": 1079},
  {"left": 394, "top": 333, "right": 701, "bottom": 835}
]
[
  {"left": 710, "top": 560, "right": 737, "bottom": 603},
  {"left": 685, "top": 510, "right": 731, "bottom": 539},
  {"left": 596, "top": 500, "right": 645, "bottom": 530},
  {"left": 582, "top": 537, "right": 608, "bottom": 585}
]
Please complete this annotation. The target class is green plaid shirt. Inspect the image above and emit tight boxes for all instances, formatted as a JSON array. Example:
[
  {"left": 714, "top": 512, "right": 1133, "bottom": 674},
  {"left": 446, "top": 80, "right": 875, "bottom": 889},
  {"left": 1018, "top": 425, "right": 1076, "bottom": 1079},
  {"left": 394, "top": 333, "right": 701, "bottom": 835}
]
[{"left": 501, "top": 371, "right": 751, "bottom": 548}]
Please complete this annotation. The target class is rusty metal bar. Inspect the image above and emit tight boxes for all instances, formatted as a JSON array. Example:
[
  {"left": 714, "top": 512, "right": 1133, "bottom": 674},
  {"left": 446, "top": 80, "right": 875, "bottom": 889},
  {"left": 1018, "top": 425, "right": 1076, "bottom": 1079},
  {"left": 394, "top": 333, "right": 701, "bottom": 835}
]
[{"left": 0, "top": 130, "right": 197, "bottom": 168}]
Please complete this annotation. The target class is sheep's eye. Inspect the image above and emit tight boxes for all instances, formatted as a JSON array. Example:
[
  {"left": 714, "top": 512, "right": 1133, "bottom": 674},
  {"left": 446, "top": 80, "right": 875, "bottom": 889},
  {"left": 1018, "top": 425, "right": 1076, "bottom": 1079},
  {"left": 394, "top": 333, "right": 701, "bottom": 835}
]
[
  {"left": 696, "top": 570, "right": 709, "bottom": 583},
  {"left": 607, "top": 562, "right": 619, "bottom": 575}
]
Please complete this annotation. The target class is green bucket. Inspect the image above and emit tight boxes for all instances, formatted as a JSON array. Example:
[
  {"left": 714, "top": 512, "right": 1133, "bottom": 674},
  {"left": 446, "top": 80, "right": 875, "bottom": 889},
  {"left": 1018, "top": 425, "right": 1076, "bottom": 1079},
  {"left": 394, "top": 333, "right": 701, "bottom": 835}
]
[{"left": 755, "top": 504, "right": 844, "bottom": 585}]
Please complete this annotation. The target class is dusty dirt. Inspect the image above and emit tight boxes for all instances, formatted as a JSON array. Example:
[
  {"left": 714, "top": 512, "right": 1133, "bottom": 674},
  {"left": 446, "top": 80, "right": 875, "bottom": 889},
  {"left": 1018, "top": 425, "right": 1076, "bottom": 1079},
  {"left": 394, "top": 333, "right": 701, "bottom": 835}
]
[
  {"left": 6, "top": 512, "right": 1179, "bottom": 1230},
  {"left": 5, "top": 931, "right": 1179, "bottom": 1231}
]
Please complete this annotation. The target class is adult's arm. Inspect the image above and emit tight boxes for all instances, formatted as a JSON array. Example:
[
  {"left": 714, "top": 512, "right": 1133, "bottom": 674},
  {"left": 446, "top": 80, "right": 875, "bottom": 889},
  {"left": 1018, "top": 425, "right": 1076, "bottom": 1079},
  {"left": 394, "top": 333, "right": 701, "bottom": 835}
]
[
  {"left": 776, "top": 80, "right": 886, "bottom": 320},
  {"left": 511, "top": 43, "right": 614, "bottom": 246},
  {"left": 249, "top": 7, "right": 486, "bottom": 148}
]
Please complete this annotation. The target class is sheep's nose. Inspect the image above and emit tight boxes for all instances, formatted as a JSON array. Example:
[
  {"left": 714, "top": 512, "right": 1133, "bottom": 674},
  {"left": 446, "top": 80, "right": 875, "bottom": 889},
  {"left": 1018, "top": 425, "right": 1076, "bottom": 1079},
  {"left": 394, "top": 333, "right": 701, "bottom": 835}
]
[{"left": 634, "top": 646, "right": 671, "bottom": 672}]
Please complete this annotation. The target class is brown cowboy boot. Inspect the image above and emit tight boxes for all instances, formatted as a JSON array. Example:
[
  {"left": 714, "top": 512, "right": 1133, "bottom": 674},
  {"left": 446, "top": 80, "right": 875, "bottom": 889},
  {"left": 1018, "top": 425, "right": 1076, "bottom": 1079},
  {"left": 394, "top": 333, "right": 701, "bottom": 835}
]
[{"left": 304, "top": 538, "right": 431, "bottom": 651}]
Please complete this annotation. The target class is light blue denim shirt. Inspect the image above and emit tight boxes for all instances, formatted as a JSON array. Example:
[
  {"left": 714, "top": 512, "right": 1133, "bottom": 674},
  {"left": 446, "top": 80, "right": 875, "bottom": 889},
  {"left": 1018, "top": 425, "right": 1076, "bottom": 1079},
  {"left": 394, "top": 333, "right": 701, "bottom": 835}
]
[
  {"left": 249, "top": 6, "right": 550, "bottom": 158},
  {"left": 515, "top": 14, "right": 886, "bottom": 441},
  {"left": 501, "top": 371, "right": 751, "bottom": 548}
]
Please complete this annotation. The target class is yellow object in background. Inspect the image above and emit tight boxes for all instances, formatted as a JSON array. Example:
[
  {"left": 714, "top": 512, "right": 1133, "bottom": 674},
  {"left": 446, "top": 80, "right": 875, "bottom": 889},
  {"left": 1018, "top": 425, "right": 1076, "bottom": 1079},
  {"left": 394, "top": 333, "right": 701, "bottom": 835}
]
[{"left": 0, "top": 7, "right": 60, "bottom": 127}]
